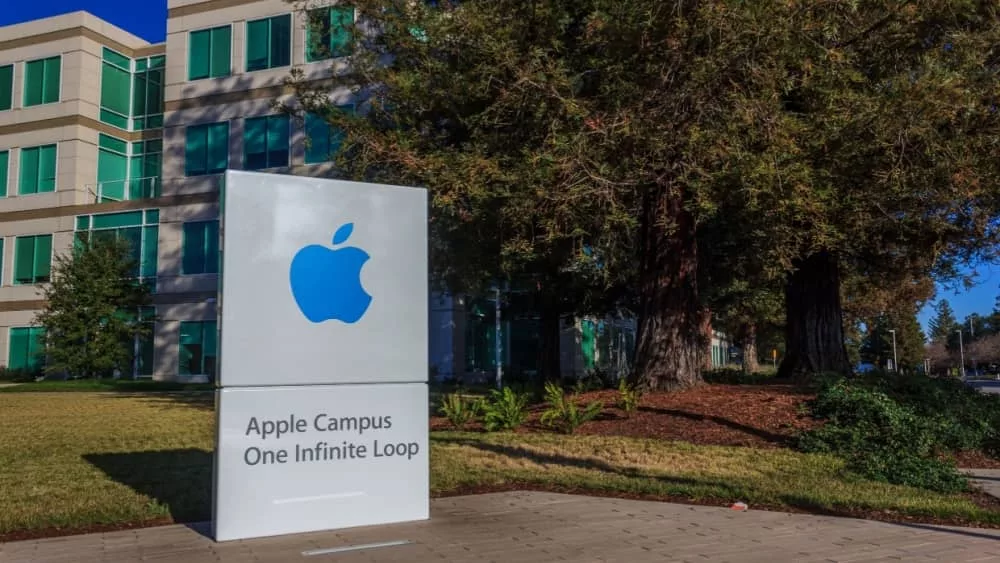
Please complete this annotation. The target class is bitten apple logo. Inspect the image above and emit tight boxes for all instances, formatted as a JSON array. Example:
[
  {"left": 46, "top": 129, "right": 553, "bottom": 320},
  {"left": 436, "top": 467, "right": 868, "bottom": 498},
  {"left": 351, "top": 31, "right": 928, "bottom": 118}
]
[{"left": 289, "top": 223, "right": 372, "bottom": 324}]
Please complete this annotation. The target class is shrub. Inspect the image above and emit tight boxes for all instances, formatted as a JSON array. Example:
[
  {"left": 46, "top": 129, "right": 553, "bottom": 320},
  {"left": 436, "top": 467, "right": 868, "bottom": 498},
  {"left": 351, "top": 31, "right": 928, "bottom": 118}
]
[
  {"left": 438, "top": 393, "right": 483, "bottom": 430},
  {"left": 616, "top": 378, "right": 642, "bottom": 417},
  {"left": 0, "top": 367, "right": 37, "bottom": 383},
  {"left": 796, "top": 375, "right": 1000, "bottom": 493},
  {"left": 482, "top": 387, "right": 529, "bottom": 431},
  {"left": 539, "top": 381, "right": 604, "bottom": 434}
]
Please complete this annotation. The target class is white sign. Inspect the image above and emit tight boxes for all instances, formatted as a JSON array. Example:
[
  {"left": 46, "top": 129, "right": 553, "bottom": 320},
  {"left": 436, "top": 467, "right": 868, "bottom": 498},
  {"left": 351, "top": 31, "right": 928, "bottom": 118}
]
[
  {"left": 218, "top": 170, "right": 428, "bottom": 388},
  {"left": 213, "top": 384, "right": 429, "bottom": 542},
  {"left": 213, "top": 170, "right": 429, "bottom": 542}
]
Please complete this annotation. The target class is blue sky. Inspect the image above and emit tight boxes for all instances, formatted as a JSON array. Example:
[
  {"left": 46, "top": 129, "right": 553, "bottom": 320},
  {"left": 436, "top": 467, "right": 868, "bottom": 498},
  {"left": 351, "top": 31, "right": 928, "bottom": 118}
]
[
  {"left": 919, "top": 264, "right": 1000, "bottom": 333},
  {"left": 3, "top": 3, "right": 997, "bottom": 335},
  {"left": 2, "top": 2, "right": 167, "bottom": 43}
]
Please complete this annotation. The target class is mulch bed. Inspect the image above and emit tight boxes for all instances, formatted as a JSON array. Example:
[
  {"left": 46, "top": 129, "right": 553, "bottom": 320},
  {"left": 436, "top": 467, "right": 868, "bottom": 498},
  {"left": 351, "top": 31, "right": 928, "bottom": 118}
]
[{"left": 432, "top": 383, "right": 819, "bottom": 449}]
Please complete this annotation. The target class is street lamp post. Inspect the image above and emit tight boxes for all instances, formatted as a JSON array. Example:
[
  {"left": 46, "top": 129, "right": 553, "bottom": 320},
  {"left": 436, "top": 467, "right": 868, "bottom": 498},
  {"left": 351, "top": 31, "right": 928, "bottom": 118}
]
[
  {"left": 957, "top": 329, "right": 966, "bottom": 379},
  {"left": 888, "top": 329, "right": 898, "bottom": 373}
]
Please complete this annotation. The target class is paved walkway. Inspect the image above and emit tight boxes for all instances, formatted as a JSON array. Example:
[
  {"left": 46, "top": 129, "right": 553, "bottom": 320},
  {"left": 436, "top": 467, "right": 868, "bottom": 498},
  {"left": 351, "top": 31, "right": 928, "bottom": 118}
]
[
  {"left": 3, "top": 492, "right": 1000, "bottom": 562},
  {"left": 966, "top": 468, "right": 1000, "bottom": 499}
]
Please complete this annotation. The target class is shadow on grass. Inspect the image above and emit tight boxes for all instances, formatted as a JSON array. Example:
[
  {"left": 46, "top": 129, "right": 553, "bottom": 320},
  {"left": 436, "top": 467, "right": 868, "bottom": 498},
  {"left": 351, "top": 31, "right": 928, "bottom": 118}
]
[
  {"left": 432, "top": 435, "right": 743, "bottom": 496},
  {"left": 83, "top": 449, "right": 213, "bottom": 524},
  {"left": 638, "top": 406, "right": 791, "bottom": 445},
  {"left": 105, "top": 392, "right": 216, "bottom": 411}
]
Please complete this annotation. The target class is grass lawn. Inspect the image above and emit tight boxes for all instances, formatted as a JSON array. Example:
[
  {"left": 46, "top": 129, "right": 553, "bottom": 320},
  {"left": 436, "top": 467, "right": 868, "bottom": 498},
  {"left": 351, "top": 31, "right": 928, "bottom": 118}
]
[
  {"left": 0, "top": 379, "right": 214, "bottom": 393},
  {"left": 1, "top": 392, "right": 998, "bottom": 539}
]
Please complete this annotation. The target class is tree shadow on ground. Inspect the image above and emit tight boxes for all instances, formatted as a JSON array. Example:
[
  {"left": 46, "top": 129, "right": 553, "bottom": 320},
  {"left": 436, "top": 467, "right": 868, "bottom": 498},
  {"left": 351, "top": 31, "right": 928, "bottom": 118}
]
[
  {"left": 83, "top": 449, "right": 213, "bottom": 524},
  {"left": 637, "top": 406, "right": 791, "bottom": 445},
  {"left": 105, "top": 391, "right": 215, "bottom": 412},
  {"left": 432, "top": 435, "right": 744, "bottom": 496}
]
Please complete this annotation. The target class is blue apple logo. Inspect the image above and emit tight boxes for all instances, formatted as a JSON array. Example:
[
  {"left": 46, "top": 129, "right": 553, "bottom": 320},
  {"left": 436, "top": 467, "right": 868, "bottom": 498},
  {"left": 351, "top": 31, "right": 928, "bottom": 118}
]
[{"left": 289, "top": 223, "right": 372, "bottom": 324}]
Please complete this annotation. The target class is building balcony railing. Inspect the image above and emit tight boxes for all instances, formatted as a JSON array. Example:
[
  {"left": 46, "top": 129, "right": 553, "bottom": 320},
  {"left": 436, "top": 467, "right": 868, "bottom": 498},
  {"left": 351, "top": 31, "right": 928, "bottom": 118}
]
[{"left": 87, "top": 177, "right": 161, "bottom": 203}]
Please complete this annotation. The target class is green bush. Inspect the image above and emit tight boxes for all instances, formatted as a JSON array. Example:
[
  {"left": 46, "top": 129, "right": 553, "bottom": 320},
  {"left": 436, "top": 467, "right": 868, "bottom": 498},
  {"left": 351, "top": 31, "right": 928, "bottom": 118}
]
[
  {"left": 438, "top": 393, "right": 483, "bottom": 430},
  {"left": 0, "top": 367, "right": 37, "bottom": 383},
  {"left": 616, "top": 378, "right": 642, "bottom": 417},
  {"left": 482, "top": 387, "right": 530, "bottom": 431},
  {"left": 798, "top": 374, "right": 1000, "bottom": 493},
  {"left": 540, "top": 381, "right": 603, "bottom": 434}
]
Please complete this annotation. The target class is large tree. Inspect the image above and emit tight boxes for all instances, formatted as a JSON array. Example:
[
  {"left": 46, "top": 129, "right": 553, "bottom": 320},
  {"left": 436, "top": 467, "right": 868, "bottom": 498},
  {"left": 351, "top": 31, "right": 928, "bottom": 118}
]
[
  {"left": 860, "top": 307, "right": 926, "bottom": 372},
  {"left": 285, "top": 0, "right": 1000, "bottom": 388},
  {"left": 929, "top": 299, "right": 960, "bottom": 344},
  {"left": 707, "top": 2, "right": 1000, "bottom": 379},
  {"left": 35, "top": 236, "right": 153, "bottom": 379}
]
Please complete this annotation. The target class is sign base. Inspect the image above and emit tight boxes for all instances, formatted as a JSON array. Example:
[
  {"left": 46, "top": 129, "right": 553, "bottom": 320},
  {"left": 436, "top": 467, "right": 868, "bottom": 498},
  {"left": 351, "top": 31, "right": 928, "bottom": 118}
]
[{"left": 212, "top": 383, "right": 429, "bottom": 542}]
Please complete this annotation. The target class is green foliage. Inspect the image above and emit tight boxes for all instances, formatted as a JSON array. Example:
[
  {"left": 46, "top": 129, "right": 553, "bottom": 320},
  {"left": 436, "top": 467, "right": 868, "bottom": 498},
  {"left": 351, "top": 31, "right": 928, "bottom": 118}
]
[
  {"left": 859, "top": 308, "right": 927, "bottom": 372},
  {"left": 929, "top": 300, "right": 960, "bottom": 346},
  {"left": 482, "top": 387, "right": 529, "bottom": 432},
  {"left": 539, "top": 381, "right": 603, "bottom": 434},
  {"left": 438, "top": 393, "right": 484, "bottom": 430},
  {"left": 798, "top": 374, "right": 1000, "bottom": 493},
  {"left": 34, "top": 236, "right": 153, "bottom": 379},
  {"left": 616, "top": 378, "right": 641, "bottom": 417},
  {"left": 0, "top": 367, "right": 37, "bottom": 383}
]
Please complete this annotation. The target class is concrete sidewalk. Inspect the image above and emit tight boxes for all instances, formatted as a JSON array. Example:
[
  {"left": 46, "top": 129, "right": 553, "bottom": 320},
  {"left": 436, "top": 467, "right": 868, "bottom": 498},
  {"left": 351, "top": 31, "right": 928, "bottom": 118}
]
[{"left": 2, "top": 492, "right": 1000, "bottom": 562}]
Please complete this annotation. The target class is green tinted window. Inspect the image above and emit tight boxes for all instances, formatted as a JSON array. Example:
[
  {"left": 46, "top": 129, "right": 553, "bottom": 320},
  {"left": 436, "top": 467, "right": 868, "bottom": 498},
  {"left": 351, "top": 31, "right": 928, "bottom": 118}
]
[
  {"left": 8, "top": 327, "right": 45, "bottom": 374},
  {"left": 13, "top": 234, "right": 52, "bottom": 285},
  {"left": 0, "top": 65, "right": 12, "bottom": 111},
  {"left": 179, "top": 321, "right": 217, "bottom": 376},
  {"left": 97, "top": 139, "right": 128, "bottom": 202},
  {"left": 182, "top": 220, "right": 219, "bottom": 275},
  {"left": 23, "top": 56, "right": 60, "bottom": 106},
  {"left": 306, "top": 6, "right": 355, "bottom": 62},
  {"left": 76, "top": 211, "right": 159, "bottom": 281},
  {"left": 0, "top": 150, "right": 8, "bottom": 197},
  {"left": 243, "top": 115, "right": 289, "bottom": 169},
  {"left": 304, "top": 105, "right": 352, "bottom": 164},
  {"left": 189, "top": 26, "right": 232, "bottom": 80},
  {"left": 246, "top": 15, "right": 291, "bottom": 71},
  {"left": 18, "top": 145, "right": 57, "bottom": 195},
  {"left": 185, "top": 122, "right": 229, "bottom": 176}
]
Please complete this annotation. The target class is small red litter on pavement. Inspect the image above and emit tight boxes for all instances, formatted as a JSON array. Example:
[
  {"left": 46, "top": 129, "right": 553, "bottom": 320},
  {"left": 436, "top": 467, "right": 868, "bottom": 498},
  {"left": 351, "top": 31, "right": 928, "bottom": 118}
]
[{"left": 730, "top": 502, "right": 748, "bottom": 511}]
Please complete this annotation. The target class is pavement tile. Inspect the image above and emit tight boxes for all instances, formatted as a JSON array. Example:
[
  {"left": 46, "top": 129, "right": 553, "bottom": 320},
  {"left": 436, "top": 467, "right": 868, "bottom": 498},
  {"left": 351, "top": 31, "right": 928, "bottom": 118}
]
[{"left": 3, "top": 492, "right": 1000, "bottom": 562}]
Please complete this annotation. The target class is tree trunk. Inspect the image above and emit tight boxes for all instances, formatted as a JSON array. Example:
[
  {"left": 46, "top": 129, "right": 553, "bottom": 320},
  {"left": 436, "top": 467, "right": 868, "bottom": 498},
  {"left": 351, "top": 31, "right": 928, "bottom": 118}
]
[
  {"left": 634, "top": 187, "right": 703, "bottom": 391},
  {"left": 538, "top": 302, "right": 562, "bottom": 381},
  {"left": 701, "top": 308, "right": 714, "bottom": 371},
  {"left": 778, "top": 251, "right": 852, "bottom": 380},
  {"left": 740, "top": 322, "right": 759, "bottom": 373}
]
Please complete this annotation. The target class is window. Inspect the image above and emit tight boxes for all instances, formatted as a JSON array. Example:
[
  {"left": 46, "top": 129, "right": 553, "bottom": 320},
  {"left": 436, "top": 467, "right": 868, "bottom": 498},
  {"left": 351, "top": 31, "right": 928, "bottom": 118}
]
[
  {"left": 96, "top": 136, "right": 161, "bottom": 201},
  {"left": 185, "top": 122, "right": 229, "bottom": 176},
  {"left": 76, "top": 210, "right": 159, "bottom": 281},
  {"left": 246, "top": 14, "right": 291, "bottom": 71},
  {"left": 243, "top": 115, "right": 289, "bottom": 169},
  {"left": 133, "top": 56, "right": 165, "bottom": 129},
  {"left": 100, "top": 49, "right": 131, "bottom": 129},
  {"left": 18, "top": 144, "right": 57, "bottom": 195},
  {"left": 0, "top": 64, "right": 12, "bottom": 111},
  {"left": 123, "top": 307, "right": 155, "bottom": 378},
  {"left": 97, "top": 135, "right": 129, "bottom": 201},
  {"left": 13, "top": 234, "right": 52, "bottom": 285},
  {"left": 189, "top": 26, "right": 232, "bottom": 80},
  {"left": 182, "top": 221, "right": 219, "bottom": 275},
  {"left": 0, "top": 150, "right": 8, "bottom": 197},
  {"left": 23, "top": 56, "right": 60, "bottom": 106},
  {"left": 304, "top": 105, "right": 353, "bottom": 164},
  {"left": 129, "top": 139, "right": 162, "bottom": 199},
  {"left": 179, "top": 321, "right": 217, "bottom": 377},
  {"left": 306, "top": 6, "right": 355, "bottom": 61},
  {"left": 8, "top": 327, "right": 45, "bottom": 374}
]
